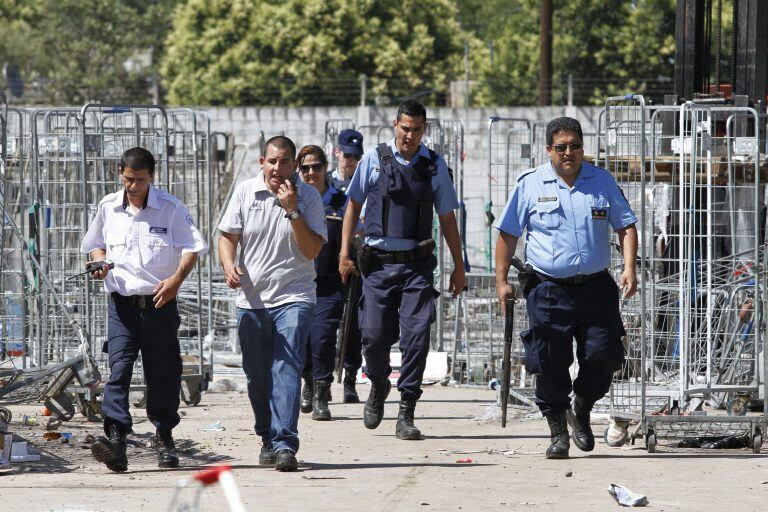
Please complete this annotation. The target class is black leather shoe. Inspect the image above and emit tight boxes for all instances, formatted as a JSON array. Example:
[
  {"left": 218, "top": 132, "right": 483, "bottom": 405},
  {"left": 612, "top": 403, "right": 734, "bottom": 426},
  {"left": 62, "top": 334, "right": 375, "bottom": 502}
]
[
  {"left": 300, "top": 379, "right": 313, "bottom": 414},
  {"left": 156, "top": 429, "right": 180, "bottom": 468},
  {"left": 259, "top": 442, "right": 276, "bottom": 465},
  {"left": 395, "top": 398, "right": 422, "bottom": 440},
  {"left": 343, "top": 369, "right": 360, "bottom": 404},
  {"left": 91, "top": 424, "right": 128, "bottom": 472},
  {"left": 545, "top": 412, "right": 570, "bottom": 459},
  {"left": 567, "top": 395, "right": 596, "bottom": 452},
  {"left": 274, "top": 449, "right": 298, "bottom": 472},
  {"left": 312, "top": 380, "right": 332, "bottom": 421},
  {"left": 363, "top": 379, "right": 391, "bottom": 430}
]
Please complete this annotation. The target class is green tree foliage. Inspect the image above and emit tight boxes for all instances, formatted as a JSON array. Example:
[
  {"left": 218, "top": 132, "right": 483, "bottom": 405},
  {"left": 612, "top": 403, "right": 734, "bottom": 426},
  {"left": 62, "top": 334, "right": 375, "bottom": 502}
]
[
  {"left": 463, "top": 0, "right": 677, "bottom": 106},
  {"left": 0, "top": 0, "right": 178, "bottom": 104},
  {"left": 161, "top": 0, "right": 473, "bottom": 106}
]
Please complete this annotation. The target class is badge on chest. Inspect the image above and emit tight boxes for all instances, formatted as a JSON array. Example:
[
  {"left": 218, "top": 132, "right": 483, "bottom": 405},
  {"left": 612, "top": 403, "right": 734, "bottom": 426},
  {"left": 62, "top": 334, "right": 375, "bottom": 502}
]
[
  {"left": 591, "top": 208, "right": 607, "bottom": 220},
  {"left": 149, "top": 226, "right": 168, "bottom": 234}
]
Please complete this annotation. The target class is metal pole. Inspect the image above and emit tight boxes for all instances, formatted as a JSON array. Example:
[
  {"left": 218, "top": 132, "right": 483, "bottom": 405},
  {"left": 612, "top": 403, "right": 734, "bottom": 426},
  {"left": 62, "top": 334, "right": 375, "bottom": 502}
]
[
  {"left": 538, "top": 0, "right": 552, "bottom": 105},
  {"left": 359, "top": 74, "right": 367, "bottom": 107}
]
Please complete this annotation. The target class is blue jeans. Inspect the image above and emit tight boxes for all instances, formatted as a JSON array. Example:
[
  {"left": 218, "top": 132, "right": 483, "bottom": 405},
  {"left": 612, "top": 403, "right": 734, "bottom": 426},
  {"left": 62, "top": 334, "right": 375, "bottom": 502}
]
[{"left": 238, "top": 301, "right": 314, "bottom": 453}]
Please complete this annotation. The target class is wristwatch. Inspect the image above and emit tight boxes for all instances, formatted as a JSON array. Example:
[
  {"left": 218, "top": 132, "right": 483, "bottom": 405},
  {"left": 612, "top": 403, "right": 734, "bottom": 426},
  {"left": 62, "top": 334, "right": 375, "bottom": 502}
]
[{"left": 285, "top": 209, "right": 302, "bottom": 220}]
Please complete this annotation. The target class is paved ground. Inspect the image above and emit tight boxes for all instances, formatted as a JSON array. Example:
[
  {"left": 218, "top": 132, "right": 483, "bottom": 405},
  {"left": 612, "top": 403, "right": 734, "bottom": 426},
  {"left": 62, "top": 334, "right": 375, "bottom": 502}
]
[{"left": 1, "top": 378, "right": 767, "bottom": 512}]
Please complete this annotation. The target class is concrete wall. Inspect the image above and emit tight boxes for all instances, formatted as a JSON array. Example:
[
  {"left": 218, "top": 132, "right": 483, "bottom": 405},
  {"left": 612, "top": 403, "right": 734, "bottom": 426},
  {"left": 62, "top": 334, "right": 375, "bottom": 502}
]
[{"left": 204, "top": 105, "right": 604, "bottom": 270}]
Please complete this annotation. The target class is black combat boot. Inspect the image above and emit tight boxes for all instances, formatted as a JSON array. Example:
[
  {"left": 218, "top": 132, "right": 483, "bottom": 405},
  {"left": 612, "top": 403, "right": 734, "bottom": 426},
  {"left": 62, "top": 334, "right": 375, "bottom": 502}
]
[
  {"left": 274, "top": 449, "right": 298, "bottom": 472},
  {"left": 567, "top": 395, "right": 596, "bottom": 452},
  {"left": 363, "top": 379, "right": 391, "bottom": 429},
  {"left": 91, "top": 423, "right": 128, "bottom": 472},
  {"left": 259, "top": 441, "right": 276, "bottom": 465},
  {"left": 343, "top": 369, "right": 360, "bottom": 403},
  {"left": 300, "top": 378, "right": 313, "bottom": 414},
  {"left": 156, "top": 429, "right": 180, "bottom": 468},
  {"left": 545, "top": 411, "right": 570, "bottom": 459},
  {"left": 395, "top": 398, "right": 422, "bottom": 440},
  {"left": 312, "top": 380, "right": 332, "bottom": 421}
]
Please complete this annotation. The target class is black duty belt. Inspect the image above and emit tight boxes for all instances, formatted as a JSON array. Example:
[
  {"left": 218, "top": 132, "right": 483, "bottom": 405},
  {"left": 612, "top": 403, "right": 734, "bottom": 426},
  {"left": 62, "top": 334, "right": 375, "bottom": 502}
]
[
  {"left": 110, "top": 292, "right": 172, "bottom": 309},
  {"left": 369, "top": 246, "right": 423, "bottom": 264},
  {"left": 535, "top": 269, "right": 608, "bottom": 286}
]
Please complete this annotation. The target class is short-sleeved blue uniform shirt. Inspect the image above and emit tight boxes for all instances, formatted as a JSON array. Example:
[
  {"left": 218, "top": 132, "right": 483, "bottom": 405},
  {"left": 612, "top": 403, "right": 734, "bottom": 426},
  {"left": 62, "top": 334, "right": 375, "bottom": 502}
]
[
  {"left": 346, "top": 138, "right": 459, "bottom": 251},
  {"left": 494, "top": 161, "right": 637, "bottom": 278}
]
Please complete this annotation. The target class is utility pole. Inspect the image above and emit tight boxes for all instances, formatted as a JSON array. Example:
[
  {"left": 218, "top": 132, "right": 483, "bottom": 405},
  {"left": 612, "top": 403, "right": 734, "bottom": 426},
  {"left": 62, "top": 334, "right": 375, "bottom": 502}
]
[{"left": 538, "top": 0, "right": 552, "bottom": 105}]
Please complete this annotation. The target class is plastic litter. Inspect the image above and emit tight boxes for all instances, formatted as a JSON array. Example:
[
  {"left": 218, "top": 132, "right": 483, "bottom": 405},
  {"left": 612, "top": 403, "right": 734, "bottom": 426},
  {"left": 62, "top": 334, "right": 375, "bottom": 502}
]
[
  {"left": 21, "top": 415, "right": 37, "bottom": 427},
  {"left": 10, "top": 442, "right": 41, "bottom": 462},
  {"left": 455, "top": 458, "right": 473, "bottom": 463},
  {"left": 607, "top": 484, "right": 648, "bottom": 507},
  {"left": 203, "top": 421, "right": 226, "bottom": 432}
]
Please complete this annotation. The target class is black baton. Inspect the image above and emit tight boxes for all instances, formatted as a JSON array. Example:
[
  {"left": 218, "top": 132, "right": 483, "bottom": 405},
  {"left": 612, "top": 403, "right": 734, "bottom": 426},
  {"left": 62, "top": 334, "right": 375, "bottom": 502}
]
[
  {"left": 501, "top": 297, "right": 515, "bottom": 428},
  {"left": 336, "top": 273, "right": 360, "bottom": 383}
]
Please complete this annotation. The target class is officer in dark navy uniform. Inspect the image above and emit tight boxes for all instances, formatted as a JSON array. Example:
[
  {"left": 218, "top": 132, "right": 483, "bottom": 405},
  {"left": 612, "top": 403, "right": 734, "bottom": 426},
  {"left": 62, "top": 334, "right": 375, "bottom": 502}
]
[
  {"left": 329, "top": 129, "right": 365, "bottom": 403},
  {"left": 339, "top": 99, "right": 465, "bottom": 440},
  {"left": 495, "top": 117, "right": 638, "bottom": 459},
  {"left": 297, "top": 145, "right": 348, "bottom": 420}
]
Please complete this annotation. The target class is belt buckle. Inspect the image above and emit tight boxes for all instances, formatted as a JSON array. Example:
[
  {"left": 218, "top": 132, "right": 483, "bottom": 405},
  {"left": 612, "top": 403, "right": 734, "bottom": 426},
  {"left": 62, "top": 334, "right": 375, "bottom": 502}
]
[{"left": 137, "top": 295, "right": 148, "bottom": 309}]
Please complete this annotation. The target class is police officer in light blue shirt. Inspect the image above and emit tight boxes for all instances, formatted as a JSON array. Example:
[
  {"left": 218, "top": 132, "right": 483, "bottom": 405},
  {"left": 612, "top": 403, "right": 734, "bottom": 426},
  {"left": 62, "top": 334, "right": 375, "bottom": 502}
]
[
  {"left": 495, "top": 117, "right": 638, "bottom": 460},
  {"left": 339, "top": 99, "right": 465, "bottom": 441}
]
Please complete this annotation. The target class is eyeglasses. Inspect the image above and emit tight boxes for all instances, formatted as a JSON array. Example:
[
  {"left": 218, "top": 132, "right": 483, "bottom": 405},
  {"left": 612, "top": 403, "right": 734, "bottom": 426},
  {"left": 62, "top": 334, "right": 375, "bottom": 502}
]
[
  {"left": 299, "top": 163, "right": 324, "bottom": 174},
  {"left": 549, "top": 141, "right": 583, "bottom": 154},
  {"left": 343, "top": 153, "right": 362, "bottom": 161}
]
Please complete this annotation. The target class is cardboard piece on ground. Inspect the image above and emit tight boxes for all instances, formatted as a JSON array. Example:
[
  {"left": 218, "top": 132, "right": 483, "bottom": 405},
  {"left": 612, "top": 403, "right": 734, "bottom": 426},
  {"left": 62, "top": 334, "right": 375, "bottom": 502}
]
[{"left": 360, "top": 352, "right": 448, "bottom": 383}]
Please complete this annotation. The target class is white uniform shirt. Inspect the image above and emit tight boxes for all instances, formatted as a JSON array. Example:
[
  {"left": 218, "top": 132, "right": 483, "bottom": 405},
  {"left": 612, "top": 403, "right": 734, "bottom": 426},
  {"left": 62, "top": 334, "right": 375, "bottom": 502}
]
[
  {"left": 80, "top": 186, "right": 208, "bottom": 296},
  {"left": 218, "top": 172, "right": 327, "bottom": 309}
]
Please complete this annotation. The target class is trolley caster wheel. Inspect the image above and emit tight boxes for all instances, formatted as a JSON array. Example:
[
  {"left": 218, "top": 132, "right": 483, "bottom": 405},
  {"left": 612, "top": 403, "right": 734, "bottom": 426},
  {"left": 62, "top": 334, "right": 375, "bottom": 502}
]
[
  {"left": 646, "top": 432, "right": 657, "bottom": 453},
  {"left": 183, "top": 389, "right": 202, "bottom": 407},
  {"left": 752, "top": 433, "right": 762, "bottom": 454},
  {"left": 604, "top": 424, "right": 629, "bottom": 447},
  {"left": 0, "top": 407, "right": 12, "bottom": 424}
]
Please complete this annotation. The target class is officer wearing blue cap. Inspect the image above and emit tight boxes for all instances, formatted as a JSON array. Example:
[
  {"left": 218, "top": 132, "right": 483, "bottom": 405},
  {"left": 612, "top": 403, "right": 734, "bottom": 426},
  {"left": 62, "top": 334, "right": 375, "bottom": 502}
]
[
  {"left": 494, "top": 116, "right": 638, "bottom": 459},
  {"left": 339, "top": 99, "right": 465, "bottom": 440},
  {"left": 330, "top": 128, "right": 365, "bottom": 403},
  {"left": 331, "top": 129, "right": 364, "bottom": 194}
]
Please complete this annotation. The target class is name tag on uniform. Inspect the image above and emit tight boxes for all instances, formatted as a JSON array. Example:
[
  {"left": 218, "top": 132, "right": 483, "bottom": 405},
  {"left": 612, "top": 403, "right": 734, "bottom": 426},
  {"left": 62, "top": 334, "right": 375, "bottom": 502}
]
[
  {"left": 149, "top": 226, "right": 168, "bottom": 234},
  {"left": 538, "top": 196, "right": 557, "bottom": 202},
  {"left": 591, "top": 208, "right": 607, "bottom": 220}
]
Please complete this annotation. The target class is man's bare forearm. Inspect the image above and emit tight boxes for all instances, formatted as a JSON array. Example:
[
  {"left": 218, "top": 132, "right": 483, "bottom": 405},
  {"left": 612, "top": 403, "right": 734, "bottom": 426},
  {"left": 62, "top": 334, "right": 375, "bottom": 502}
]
[
  {"left": 438, "top": 212, "right": 464, "bottom": 270},
  {"left": 173, "top": 252, "right": 198, "bottom": 285},
  {"left": 340, "top": 198, "right": 363, "bottom": 258},
  {"left": 495, "top": 232, "right": 518, "bottom": 285},
  {"left": 618, "top": 224, "right": 638, "bottom": 271}
]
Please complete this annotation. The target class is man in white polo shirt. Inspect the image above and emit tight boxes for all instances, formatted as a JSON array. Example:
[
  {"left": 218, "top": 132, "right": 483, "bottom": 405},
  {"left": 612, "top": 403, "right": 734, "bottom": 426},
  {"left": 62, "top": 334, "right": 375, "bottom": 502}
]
[{"left": 218, "top": 135, "right": 326, "bottom": 472}]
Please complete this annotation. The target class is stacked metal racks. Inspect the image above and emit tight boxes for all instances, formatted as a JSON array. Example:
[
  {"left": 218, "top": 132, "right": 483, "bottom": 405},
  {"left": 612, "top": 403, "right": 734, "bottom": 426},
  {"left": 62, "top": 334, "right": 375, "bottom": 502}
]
[{"left": 603, "top": 96, "right": 768, "bottom": 453}]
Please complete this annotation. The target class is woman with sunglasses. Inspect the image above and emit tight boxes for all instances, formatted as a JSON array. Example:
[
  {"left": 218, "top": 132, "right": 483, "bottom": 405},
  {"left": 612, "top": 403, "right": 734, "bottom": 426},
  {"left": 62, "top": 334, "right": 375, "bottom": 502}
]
[{"left": 297, "top": 145, "right": 348, "bottom": 421}]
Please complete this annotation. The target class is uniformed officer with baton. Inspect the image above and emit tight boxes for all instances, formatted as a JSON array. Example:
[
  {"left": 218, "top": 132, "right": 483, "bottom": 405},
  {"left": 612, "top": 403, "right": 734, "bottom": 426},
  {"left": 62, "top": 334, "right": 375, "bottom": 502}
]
[{"left": 495, "top": 117, "right": 637, "bottom": 459}]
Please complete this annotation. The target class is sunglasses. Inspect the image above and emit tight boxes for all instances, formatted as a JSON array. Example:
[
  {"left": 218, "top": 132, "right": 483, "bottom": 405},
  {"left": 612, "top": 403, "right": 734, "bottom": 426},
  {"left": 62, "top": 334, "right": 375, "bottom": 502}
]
[
  {"left": 549, "top": 141, "right": 584, "bottom": 154},
  {"left": 343, "top": 153, "right": 362, "bottom": 161},
  {"left": 298, "top": 163, "right": 325, "bottom": 174}
]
